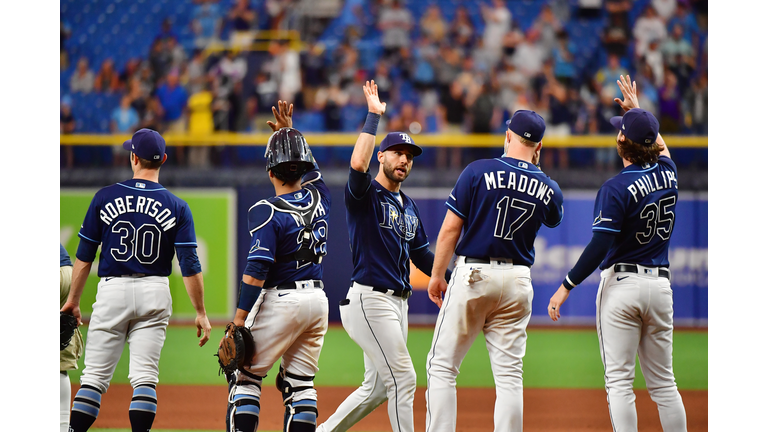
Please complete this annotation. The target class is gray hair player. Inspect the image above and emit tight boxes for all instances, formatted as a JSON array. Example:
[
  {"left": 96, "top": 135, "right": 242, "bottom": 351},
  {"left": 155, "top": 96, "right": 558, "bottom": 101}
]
[
  {"left": 548, "top": 75, "right": 687, "bottom": 431},
  {"left": 424, "top": 110, "right": 564, "bottom": 431},
  {"left": 61, "top": 128, "right": 212, "bottom": 432}
]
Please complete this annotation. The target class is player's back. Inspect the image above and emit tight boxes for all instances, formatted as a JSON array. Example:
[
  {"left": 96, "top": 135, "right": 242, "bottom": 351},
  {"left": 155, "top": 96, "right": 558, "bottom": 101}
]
[
  {"left": 594, "top": 156, "right": 679, "bottom": 268},
  {"left": 78, "top": 179, "right": 197, "bottom": 277},
  {"left": 447, "top": 157, "right": 564, "bottom": 266}
]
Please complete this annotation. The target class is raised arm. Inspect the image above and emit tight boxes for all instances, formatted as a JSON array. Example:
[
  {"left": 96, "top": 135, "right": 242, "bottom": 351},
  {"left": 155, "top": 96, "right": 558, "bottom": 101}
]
[
  {"left": 350, "top": 80, "right": 387, "bottom": 173},
  {"left": 615, "top": 74, "right": 670, "bottom": 159}
]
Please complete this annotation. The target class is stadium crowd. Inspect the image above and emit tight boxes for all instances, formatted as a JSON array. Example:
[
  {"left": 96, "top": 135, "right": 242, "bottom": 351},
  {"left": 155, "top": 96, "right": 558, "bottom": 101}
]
[{"left": 61, "top": 0, "right": 708, "bottom": 170}]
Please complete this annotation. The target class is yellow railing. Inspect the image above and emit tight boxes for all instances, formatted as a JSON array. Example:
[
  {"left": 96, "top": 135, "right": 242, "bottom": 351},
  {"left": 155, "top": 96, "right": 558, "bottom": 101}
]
[{"left": 59, "top": 133, "right": 708, "bottom": 148}]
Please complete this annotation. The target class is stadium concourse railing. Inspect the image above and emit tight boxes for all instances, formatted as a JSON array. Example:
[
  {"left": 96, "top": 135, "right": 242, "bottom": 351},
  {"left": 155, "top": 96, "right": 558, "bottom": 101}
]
[{"left": 59, "top": 133, "right": 708, "bottom": 148}]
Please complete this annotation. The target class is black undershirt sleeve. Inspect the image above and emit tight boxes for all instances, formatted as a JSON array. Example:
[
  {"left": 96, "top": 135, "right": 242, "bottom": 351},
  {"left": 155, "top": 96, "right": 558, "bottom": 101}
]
[
  {"left": 562, "top": 231, "right": 616, "bottom": 290},
  {"left": 410, "top": 247, "right": 453, "bottom": 283}
]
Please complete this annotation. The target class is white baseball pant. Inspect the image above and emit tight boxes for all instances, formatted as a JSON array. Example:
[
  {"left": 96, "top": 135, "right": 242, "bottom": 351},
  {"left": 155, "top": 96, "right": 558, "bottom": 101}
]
[
  {"left": 319, "top": 282, "right": 416, "bottom": 432},
  {"left": 425, "top": 257, "right": 533, "bottom": 432},
  {"left": 79, "top": 276, "right": 172, "bottom": 393},
  {"left": 597, "top": 264, "right": 687, "bottom": 432}
]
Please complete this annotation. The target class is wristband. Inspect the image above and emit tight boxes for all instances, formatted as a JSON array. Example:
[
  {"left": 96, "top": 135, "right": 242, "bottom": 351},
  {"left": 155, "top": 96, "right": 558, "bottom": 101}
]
[
  {"left": 361, "top": 112, "right": 381, "bottom": 136},
  {"left": 237, "top": 280, "right": 263, "bottom": 311}
]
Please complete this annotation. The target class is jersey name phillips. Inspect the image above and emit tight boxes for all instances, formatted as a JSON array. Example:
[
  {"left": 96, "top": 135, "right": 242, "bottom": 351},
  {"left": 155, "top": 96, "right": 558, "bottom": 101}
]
[
  {"left": 626, "top": 169, "right": 678, "bottom": 203},
  {"left": 99, "top": 195, "right": 177, "bottom": 231},
  {"left": 483, "top": 171, "right": 555, "bottom": 205}
]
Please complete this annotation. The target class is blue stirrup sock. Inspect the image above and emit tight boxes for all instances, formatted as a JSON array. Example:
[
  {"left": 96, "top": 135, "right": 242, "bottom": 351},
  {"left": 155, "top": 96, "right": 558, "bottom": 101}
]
[
  {"left": 69, "top": 384, "right": 102, "bottom": 432},
  {"left": 129, "top": 383, "right": 158, "bottom": 432}
]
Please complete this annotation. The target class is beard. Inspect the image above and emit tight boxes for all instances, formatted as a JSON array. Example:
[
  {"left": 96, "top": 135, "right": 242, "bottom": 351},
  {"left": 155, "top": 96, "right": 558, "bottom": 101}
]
[{"left": 383, "top": 160, "right": 411, "bottom": 183}]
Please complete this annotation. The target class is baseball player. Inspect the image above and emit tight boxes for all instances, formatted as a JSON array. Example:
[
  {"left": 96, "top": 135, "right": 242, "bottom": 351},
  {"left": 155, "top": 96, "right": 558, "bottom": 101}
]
[
  {"left": 318, "top": 81, "right": 449, "bottom": 432},
  {"left": 61, "top": 243, "right": 83, "bottom": 432},
  {"left": 60, "top": 128, "right": 212, "bottom": 432},
  {"left": 225, "top": 101, "right": 330, "bottom": 432},
  {"left": 424, "top": 110, "right": 564, "bottom": 432},
  {"left": 548, "top": 75, "right": 687, "bottom": 431}
]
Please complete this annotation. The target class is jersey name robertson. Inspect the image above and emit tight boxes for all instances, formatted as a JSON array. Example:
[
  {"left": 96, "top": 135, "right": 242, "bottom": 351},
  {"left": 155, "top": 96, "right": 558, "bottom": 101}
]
[
  {"left": 98, "top": 195, "right": 178, "bottom": 231},
  {"left": 447, "top": 157, "right": 564, "bottom": 266},
  {"left": 78, "top": 180, "right": 197, "bottom": 277}
]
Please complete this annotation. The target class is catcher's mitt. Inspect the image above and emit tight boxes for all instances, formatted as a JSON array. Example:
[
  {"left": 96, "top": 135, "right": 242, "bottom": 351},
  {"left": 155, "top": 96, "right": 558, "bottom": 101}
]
[
  {"left": 215, "top": 322, "right": 255, "bottom": 375},
  {"left": 60, "top": 312, "right": 78, "bottom": 351}
]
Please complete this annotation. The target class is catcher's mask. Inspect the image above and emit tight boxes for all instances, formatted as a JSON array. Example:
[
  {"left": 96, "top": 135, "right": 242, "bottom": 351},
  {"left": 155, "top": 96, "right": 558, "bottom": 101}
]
[{"left": 265, "top": 128, "right": 314, "bottom": 183}]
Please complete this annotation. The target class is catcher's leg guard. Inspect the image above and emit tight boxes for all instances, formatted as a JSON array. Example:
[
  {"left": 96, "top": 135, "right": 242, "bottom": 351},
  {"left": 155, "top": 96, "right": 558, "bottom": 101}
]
[
  {"left": 69, "top": 384, "right": 102, "bottom": 432},
  {"left": 279, "top": 370, "right": 318, "bottom": 432},
  {"left": 129, "top": 383, "right": 157, "bottom": 432},
  {"left": 230, "top": 369, "right": 263, "bottom": 432}
]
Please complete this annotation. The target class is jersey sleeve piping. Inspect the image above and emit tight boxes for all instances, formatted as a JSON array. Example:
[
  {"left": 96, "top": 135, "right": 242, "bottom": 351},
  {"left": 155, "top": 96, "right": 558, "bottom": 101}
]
[
  {"left": 174, "top": 242, "right": 198, "bottom": 246},
  {"left": 411, "top": 242, "right": 429, "bottom": 251},
  {"left": 78, "top": 232, "right": 100, "bottom": 244},
  {"left": 247, "top": 254, "right": 275, "bottom": 262},
  {"left": 592, "top": 226, "right": 621, "bottom": 233},
  {"left": 301, "top": 170, "right": 322, "bottom": 186},
  {"left": 445, "top": 202, "right": 467, "bottom": 219}
]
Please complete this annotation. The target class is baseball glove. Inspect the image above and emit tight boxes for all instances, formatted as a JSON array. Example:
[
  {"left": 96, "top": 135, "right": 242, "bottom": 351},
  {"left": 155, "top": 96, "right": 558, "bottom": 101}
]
[
  {"left": 60, "top": 312, "right": 78, "bottom": 351},
  {"left": 215, "top": 322, "right": 255, "bottom": 375}
]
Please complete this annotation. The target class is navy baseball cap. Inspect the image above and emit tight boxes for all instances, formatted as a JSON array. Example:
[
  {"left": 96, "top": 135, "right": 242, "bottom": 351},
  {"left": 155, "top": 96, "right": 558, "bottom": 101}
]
[
  {"left": 123, "top": 128, "right": 166, "bottom": 161},
  {"left": 610, "top": 108, "right": 659, "bottom": 146},
  {"left": 379, "top": 132, "right": 423, "bottom": 157},
  {"left": 506, "top": 110, "right": 546, "bottom": 142}
]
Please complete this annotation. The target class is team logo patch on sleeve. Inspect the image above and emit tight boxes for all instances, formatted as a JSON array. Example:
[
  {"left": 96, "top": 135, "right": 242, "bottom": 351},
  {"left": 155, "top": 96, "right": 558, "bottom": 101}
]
[
  {"left": 593, "top": 211, "right": 613, "bottom": 226},
  {"left": 249, "top": 240, "right": 270, "bottom": 253}
]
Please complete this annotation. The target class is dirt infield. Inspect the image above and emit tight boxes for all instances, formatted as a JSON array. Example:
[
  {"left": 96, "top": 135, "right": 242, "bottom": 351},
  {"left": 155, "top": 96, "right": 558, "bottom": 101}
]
[{"left": 74, "top": 384, "right": 707, "bottom": 431}]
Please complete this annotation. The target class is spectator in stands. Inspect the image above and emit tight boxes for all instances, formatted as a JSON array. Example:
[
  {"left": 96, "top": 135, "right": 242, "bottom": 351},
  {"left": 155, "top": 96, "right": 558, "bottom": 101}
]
[
  {"left": 332, "top": 39, "right": 360, "bottom": 86},
  {"left": 393, "top": 101, "right": 426, "bottom": 135},
  {"left": 156, "top": 69, "right": 189, "bottom": 162},
  {"left": 61, "top": 95, "right": 75, "bottom": 168},
  {"left": 412, "top": 37, "right": 437, "bottom": 92},
  {"left": 265, "top": 0, "right": 290, "bottom": 30},
  {"left": 497, "top": 59, "right": 527, "bottom": 114},
  {"left": 480, "top": 0, "right": 512, "bottom": 67},
  {"left": 372, "top": 60, "right": 393, "bottom": 104},
  {"left": 139, "top": 96, "right": 164, "bottom": 133},
  {"left": 602, "top": 11, "right": 630, "bottom": 57},
  {"left": 595, "top": 86, "right": 622, "bottom": 171},
  {"left": 61, "top": 20, "right": 71, "bottom": 69},
  {"left": 658, "top": 69, "right": 682, "bottom": 133},
  {"left": 192, "top": 0, "right": 223, "bottom": 49},
  {"left": 467, "top": 81, "right": 499, "bottom": 135},
  {"left": 436, "top": 80, "right": 467, "bottom": 169},
  {"left": 652, "top": 0, "right": 677, "bottom": 22},
  {"left": 272, "top": 40, "right": 302, "bottom": 103},
  {"left": 314, "top": 77, "right": 349, "bottom": 132},
  {"left": 149, "top": 37, "right": 172, "bottom": 86},
  {"left": 684, "top": 72, "right": 707, "bottom": 134},
  {"left": 157, "top": 18, "right": 178, "bottom": 43},
  {"left": 378, "top": 0, "right": 413, "bottom": 61},
  {"left": 635, "top": 61, "right": 660, "bottom": 117},
  {"left": 633, "top": 5, "right": 667, "bottom": 59},
  {"left": 110, "top": 95, "right": 140, "bottom": 166},
  {"left": 186, "top": 49, "right": 209, "bottom": 95},
  {"left": 300, "top": 41, "right": 327, "bottom": 109},
  {"left": 249, "top": 71, "right": 279, "bottom": 132},
  {"left": 187, "top": 79, "right": 214, "bottom": 168},
  {"left": 449, "top": 5, "right": 475, "bottom": 54},
  {"left": 215, "top": 49, "right": 248, "bottom": 95},
  {"left": 228, "top": 79, "right": 248, "bottom": 131},
  {"left": 500, "top": 27, "right": 524, "bottom": 64},
  {"left": 605, "top": 0, "right": 631, "bottom": 28},
  {"left": 551, "top": 30, "right": 577, "bottom": 87},
  {"left": 166, "top": 37, "right": 188, "bottom": 72},
  {"left": 434, "top": 45, "right": 462, "bottom": 101},
  {"left": 662, "top": 23, "right": 696, "bottom": 94},
  {"left": 512, "top": 28, "right": 545, "bottom": 79},
  {"left": 94, "top": 58, "right": 120, "bottom": 93},
  {"left": 118, "top": 58, "right": 142, "bottom": 91},
  {"left": 531, "top": 4, "right": 563, "bottom": 56},
  {"left": 644, "top": 38, "right": 665, "bottom": 87},
  {"left": 541, "top": 76, "right": 576, "bottom": 169},
  {"left": 420, "top": 5, "right": 447, "bottom": 43},
  {"left": 227, "top": 0, "right": 257, "bottom": 49},
  {"left": 667, "top": 0, "right": 700, "bottom": 45},
  {"left": 70, "top": 57, "right": 95, "bottom": 94},
  {"left": 128, "top": 77, "right": 149, "bottom": 119},
  {"left": 592, "top": 53, "right": 628, "bottom": 100}
]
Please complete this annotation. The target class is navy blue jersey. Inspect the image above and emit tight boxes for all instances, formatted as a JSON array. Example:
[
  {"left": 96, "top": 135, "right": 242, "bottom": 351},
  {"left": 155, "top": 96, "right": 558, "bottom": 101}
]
[
  {"left": 78, "top": 179, "right": 197, "bottom": 277},
  {"left": 446, "top": 157, "right": 564, "bottom": 266},
  {"left": 592, "top": 156, "right": 679, "bottom": 268},
  {"left": 247, "top": 169, "right": 331, "bottom": 287},
  {"left": 60, "top": 243, "right": 72, "bottom": 267},
  {"left": 345, "top": 168, "right": 430, "bottom": 290}
]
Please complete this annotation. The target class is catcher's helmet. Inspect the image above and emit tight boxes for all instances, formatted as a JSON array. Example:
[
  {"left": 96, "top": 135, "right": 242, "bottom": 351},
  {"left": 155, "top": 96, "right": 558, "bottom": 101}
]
[{"left": 265, "top": 128, "right": 314, "bottom": 182}]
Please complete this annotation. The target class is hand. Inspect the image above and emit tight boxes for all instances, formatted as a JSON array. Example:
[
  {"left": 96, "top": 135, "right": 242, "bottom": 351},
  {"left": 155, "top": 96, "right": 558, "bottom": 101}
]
[
  {"left": 363, "top": 80, "right": 387, "bottom": 115},
  {"left": 266, "top": 100, "right": 293, "bottom": 131},
  {"left": 60, "top": 301, "right": 82, "bottom": 326},
  {"left": 548, "top": 284, "right": 571, "bottom": 322},
  {"left": 195, "top": 314, "right": 212, "bottom": 347},
  {"left": 427, "top": 276, "right": 448, "bottom": 308},
  {"left": 614, "top": 74, "right": 639, "bottom": 112}
]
